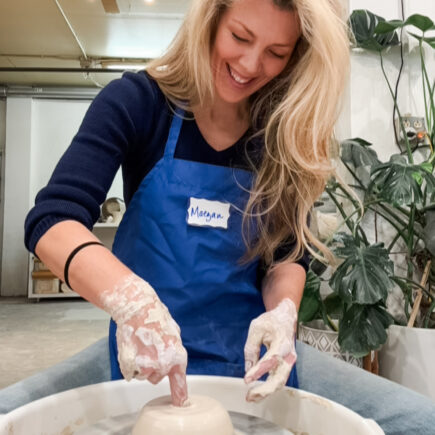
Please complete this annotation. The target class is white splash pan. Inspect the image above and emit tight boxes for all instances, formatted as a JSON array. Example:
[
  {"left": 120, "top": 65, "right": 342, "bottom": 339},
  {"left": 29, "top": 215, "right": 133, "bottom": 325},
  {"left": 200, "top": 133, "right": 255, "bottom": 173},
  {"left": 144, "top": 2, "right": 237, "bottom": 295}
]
[{"left": 0, "top": 376, "right": 384, "bottom": 434}]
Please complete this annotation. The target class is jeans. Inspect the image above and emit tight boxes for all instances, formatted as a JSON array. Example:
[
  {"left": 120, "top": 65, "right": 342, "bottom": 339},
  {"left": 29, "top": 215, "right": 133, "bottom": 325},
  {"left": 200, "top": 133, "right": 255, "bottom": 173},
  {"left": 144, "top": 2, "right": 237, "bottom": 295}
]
[
  {"left": 295, "top": 341, "right": 435, "bottom": 435},
  {"left": 0, "top": 338, "right": 434, "bottom": 434}
]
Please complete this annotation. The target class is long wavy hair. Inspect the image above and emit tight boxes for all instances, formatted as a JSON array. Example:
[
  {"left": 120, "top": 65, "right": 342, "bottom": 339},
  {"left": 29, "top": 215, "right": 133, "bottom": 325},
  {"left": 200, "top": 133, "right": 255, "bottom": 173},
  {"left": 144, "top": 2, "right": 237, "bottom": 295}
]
[{"left": 146, "top": 0, "right": 350, "bottom": 266}]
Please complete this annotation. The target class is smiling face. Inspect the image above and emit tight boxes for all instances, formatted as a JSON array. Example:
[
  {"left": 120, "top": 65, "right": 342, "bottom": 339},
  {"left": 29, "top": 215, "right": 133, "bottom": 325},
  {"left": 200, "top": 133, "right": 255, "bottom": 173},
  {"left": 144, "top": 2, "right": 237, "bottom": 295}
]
[{"left": 210, "top": 0, "right": 301, "bottom": 107}]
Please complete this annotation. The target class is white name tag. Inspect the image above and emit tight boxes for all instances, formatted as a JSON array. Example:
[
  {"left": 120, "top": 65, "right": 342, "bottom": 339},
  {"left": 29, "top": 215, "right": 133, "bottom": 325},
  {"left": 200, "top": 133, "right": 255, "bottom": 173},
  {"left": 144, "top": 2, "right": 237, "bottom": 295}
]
[{"left": 187, "top": 198, "right": 231, "bottom": 229}]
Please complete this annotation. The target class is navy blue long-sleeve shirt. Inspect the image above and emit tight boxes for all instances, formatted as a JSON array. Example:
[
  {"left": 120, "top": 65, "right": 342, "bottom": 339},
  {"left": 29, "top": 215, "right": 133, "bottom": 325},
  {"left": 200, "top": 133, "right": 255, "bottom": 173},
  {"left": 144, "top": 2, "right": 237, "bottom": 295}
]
[{"left": 24, "top": 71, "right": 309, "bottom": 278}]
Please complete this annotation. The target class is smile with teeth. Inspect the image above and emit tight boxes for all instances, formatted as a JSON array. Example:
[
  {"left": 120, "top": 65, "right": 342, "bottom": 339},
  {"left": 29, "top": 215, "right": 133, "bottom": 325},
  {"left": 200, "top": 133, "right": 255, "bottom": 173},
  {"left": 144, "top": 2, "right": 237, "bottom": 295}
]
[{"left": 227, "top": 64, "right": 253, "bottom": 85}]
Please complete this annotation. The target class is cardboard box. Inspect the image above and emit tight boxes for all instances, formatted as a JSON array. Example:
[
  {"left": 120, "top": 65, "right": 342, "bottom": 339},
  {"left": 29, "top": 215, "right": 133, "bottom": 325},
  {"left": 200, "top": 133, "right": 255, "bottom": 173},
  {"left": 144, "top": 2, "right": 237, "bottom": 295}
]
[{"left": 33, "top": 278, "right": 60, "bottom": 294}]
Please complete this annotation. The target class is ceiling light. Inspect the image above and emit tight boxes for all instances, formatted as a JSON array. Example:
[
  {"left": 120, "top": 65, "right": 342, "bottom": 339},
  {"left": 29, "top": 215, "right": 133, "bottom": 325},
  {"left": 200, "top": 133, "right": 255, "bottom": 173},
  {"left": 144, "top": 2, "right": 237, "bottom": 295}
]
[{"left": 104, "top": 63, "right": 146, "bottom": 71}]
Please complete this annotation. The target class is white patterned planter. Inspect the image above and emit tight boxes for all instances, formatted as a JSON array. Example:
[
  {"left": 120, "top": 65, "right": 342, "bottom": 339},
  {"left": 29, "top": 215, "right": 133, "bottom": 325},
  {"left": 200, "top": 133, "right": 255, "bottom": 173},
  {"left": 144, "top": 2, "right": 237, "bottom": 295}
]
[{"left": 298, "top": 320, "right": 363, "bottom": 368}]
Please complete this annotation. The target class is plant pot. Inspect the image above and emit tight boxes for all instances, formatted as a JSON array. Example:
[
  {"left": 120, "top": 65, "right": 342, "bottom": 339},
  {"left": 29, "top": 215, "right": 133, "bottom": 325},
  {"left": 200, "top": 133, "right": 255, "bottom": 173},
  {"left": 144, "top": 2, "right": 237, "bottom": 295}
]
[
  {"left": 298, "top": 319, "right": 363, "bottom": 368},
  {"left": 378, "top": 325, "right": 435, "bottom": 401}
]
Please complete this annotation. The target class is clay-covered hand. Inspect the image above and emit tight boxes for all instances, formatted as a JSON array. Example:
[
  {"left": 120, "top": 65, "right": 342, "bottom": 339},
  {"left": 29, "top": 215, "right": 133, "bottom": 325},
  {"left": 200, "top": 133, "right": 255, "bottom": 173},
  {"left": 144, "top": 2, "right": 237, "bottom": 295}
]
[
  {"left": 101, "top": 273, "right": 188, "bottom": 406},
  {"left": 244, "top": 298, "right": 298, "bottom": 402}
]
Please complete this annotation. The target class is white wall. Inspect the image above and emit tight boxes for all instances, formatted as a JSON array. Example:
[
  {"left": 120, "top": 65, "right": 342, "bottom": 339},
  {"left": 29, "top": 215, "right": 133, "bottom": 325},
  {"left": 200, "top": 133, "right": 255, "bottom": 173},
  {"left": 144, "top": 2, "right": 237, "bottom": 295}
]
[
  {"left": 30, "top": 99, "right": 123, "bottom": 202},
  {"left": 1, "top": 97, "right": 123, "bottom": 297},
  {"left": 405, "top": 0, "right": 435, "bottom": 126},
  {"left": 0, "top": 99, "right": 5, "bottom": 290},
  {"left": 348, "top": 0, "right": 435, "bottom": 160},
  {"left": 2, "top": 98, "right": 33, "bottom": 296}
]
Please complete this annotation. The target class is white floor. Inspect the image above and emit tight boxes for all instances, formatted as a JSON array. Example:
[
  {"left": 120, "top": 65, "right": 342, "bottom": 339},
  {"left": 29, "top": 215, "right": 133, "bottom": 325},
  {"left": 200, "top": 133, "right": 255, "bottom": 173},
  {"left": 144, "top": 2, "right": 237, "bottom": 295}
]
[{"left": 0, "top": 297, "right": 110, "bottom": 389}]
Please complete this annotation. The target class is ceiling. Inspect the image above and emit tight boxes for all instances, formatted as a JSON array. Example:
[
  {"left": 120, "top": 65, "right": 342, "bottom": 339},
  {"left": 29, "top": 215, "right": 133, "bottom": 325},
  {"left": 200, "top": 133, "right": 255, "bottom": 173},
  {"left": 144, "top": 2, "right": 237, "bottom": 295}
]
[{"left": 0, "top": 0, "right": 191, "bottom": 88}]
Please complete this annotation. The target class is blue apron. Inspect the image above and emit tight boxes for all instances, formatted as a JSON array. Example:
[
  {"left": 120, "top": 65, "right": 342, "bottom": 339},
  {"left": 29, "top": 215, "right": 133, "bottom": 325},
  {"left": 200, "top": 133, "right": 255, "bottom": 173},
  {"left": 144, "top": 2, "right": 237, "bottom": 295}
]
[{"left": 109, "top": 109, "right": 298, "bottom": 388}]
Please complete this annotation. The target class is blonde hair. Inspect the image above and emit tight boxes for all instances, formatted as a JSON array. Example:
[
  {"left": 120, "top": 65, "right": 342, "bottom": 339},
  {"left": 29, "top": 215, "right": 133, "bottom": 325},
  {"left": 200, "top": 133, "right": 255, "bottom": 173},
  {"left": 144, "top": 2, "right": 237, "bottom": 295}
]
[{"left": 147, "top": 0, "right": 350, "bottom": 266}]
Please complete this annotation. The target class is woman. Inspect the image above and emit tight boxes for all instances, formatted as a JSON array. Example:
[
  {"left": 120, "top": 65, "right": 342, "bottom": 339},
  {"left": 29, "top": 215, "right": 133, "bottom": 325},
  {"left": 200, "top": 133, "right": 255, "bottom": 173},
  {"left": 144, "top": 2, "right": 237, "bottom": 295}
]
[{"left": 24, "top": 0, "right": 435, "bottom": 433}]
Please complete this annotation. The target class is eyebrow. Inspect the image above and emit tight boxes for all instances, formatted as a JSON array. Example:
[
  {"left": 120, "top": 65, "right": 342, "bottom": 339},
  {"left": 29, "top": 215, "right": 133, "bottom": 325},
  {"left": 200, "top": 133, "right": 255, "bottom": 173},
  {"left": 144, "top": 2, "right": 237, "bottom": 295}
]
[{"left": 232, "top": 19, "right": 293, "bottom": 47}]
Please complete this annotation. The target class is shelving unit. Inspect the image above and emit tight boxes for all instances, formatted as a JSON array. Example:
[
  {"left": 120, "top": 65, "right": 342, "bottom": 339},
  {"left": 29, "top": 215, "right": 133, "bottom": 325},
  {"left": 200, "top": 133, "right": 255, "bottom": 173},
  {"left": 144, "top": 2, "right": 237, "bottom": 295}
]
[
  {"left": 27, "top": 254, "right": 78, "bottom": 300},
  {"left": 27, "top": 223, "right": 118, "bottom": 300}
]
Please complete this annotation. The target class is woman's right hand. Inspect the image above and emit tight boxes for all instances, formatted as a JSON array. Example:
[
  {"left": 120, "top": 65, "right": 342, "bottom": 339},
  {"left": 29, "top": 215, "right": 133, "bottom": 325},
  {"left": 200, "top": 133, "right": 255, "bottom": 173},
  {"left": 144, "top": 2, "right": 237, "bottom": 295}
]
[{"left": 101, "top": 274, "right": 188, "bottom": 406}]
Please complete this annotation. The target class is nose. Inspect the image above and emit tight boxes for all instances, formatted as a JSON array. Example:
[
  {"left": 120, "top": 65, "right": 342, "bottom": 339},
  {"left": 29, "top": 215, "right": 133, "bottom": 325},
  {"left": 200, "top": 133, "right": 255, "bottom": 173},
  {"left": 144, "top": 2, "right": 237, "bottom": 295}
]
[{"left": 239, "top": 49, "right": 262, "bottom": 76}]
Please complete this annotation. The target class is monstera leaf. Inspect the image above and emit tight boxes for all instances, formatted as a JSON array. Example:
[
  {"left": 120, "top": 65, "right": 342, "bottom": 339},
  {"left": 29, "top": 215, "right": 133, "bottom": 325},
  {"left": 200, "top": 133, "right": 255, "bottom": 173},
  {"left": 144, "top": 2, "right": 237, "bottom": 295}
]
[
  {"left": 408, "top": 32, "right": 435, "bottom": 49},
  {"left": 338, "top": 304, "right": 394, "bottom": 357},
  {"left": 374, "top": 14, "right": 435, "bottom": 48},
  {"left": 374, "top": 19, "right": 404, "bottom": 34},
  {"left": 299, "top": 270, "right": 321, "bottom": 323},
  {"left": 323, "top": 292, "right": 345, "bottom": 320},
  {"left": 349, "top": 10, "right": 400, "bottom": 51},
  {"left": 405, "top": 14, "right": 435, "bottom": 33},
  {"left": 341, "top": 138, "right": 381, "bottom": 167},
  {"left": 330, "top": 233, "right": 394, "bottom": 305},
  {"left": 369, "top": 155, "right": 435, "bottom": 207}
]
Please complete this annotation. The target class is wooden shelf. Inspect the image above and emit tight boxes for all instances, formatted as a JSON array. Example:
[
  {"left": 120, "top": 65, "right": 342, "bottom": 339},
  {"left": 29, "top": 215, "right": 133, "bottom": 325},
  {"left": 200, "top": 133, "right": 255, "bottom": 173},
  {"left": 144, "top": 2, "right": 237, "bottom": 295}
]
[
  {"left": 28, "top": 291, "right": 80, "bottom": 299},
  {"left": 27, "top": 222, "right": 118, "bottom": 299}
]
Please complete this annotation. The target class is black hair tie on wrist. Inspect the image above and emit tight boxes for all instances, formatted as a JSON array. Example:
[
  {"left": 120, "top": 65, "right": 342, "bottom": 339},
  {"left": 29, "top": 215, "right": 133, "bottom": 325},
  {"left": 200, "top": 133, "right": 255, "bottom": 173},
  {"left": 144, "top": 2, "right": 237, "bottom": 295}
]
[{"left": 64, "top": 241, "right": 105, "bottom": 289}]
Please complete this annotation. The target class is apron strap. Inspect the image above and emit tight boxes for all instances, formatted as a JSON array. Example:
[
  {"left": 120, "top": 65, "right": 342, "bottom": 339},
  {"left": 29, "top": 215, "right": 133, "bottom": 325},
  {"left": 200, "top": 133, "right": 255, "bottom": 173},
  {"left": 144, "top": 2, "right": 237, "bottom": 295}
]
[{"left": 164, "top": 108, "right": 184, "bottom": 158}]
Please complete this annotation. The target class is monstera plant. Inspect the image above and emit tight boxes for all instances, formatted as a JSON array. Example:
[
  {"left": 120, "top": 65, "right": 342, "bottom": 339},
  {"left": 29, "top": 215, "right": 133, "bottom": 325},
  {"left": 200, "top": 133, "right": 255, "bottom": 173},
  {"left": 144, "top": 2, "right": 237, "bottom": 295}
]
[{"left": 299, "top": 9, "right": 435, "bottom": 359}]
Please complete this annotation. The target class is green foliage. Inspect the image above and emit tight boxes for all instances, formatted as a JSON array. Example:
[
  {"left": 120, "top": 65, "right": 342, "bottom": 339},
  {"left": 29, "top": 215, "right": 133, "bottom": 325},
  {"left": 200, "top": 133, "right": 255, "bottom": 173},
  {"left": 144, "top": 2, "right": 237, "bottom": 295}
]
[
  {"left": 349, "top": 10, "right": 399, "bottom": 51},
  {"left": 300, "top": 269, "right": 346, "bottom": 324},
  {"left": 330, "top": 234, "right": 395, "bottom": 305},
  {"left": 350, "top": 9, "right": 435, "bottom": 149},
  {"left": 323, "top": 293, "right": 344, "bottom": 320},
  {"left": 341, "top": 138, "right": 381, "bottom": 167},
  {"left": 405, "top": 14, "right": 435, "bottom": 32},
  {"left": 301, "top": 8, "right": 435, "bottom": 358},
  {"left": 424, "top": 210, "right": 435, "bottom": 256},
  {"left": 408, "top": 33, "right": 435, "bottom": 49},
  {"left": 299, "top": 270, "right": 321, "bottom": 323},
  {"left": 338, "top": 304, "right": 394, "bottom": 357},
  {"left": 369, "top": 155, "right": 435, "bottom": 207},
  {"left": 374, "top": 14, "right": 435, "bottom": 35}
]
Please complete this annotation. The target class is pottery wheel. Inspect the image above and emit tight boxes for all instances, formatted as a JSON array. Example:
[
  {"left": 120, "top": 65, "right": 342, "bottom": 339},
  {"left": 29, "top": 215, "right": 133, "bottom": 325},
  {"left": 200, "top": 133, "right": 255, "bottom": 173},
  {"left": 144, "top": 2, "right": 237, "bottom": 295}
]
[{"left": 74, "top": 410, "right": 294, "bottom": 434}]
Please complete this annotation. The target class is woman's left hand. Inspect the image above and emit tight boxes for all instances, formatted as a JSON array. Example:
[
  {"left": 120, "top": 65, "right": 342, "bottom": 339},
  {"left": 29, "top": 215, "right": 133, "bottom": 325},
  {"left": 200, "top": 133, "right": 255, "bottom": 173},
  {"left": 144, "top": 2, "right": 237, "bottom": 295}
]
[{"left": 244, "top": 298, "right": 298, "bottom": 402}]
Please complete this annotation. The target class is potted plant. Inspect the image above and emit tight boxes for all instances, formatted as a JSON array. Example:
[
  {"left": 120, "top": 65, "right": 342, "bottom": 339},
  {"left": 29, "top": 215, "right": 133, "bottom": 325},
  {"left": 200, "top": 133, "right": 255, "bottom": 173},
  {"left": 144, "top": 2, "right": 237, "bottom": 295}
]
[{"left": 299, "top": 9, "right": 435, "bottom": 393}]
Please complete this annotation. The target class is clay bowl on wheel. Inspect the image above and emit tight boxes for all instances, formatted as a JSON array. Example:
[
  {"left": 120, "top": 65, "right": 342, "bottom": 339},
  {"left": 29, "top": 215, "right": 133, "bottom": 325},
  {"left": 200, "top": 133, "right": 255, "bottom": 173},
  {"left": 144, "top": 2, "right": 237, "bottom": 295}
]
[{"left": 132, "top": 394, "right": 234, "bottom": 435}]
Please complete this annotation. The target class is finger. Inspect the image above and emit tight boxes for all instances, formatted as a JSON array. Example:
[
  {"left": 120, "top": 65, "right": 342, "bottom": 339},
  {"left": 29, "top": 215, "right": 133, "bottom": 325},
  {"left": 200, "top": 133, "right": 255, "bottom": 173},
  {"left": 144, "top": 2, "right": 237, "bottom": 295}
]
[
  {"left": 118, "top": 352, "right": 134, "bottom": 381},
  {"left": 244, "top": 321, "right": 264, "bottom": 373},
  {"left": 169, "top": 318, "right": 181, "bottom": 335},
  {"left": 134, "top": 367, "right": 155, "bottom": 381},
  {"left": 284, "top": 352, "right": 297, "bottom": 367},
  {"left": 169, "top": 365, "right": 188, "bottom": 407},
  {"left": 117, "top": 328, "right": 136, "bottom": 381},
  {"left": 119, "top": 363, "right": 134, "bottom": 381},
  {"left": 244, "top": 355, "right": 279, "bottom": 384},
  {"left": 148, "top": 371, "right": 165, "bottom": 385},
  {"left": 246, "top": 362, "right": 291, "bottom": 403}
]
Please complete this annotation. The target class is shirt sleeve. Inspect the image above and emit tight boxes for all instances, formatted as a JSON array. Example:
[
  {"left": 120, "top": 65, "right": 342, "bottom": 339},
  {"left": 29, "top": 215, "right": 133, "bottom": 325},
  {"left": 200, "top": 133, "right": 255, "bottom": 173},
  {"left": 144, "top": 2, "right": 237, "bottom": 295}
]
[
  {"left": 272, "top": 241, "right": 311, "bottom": 272},
  {"left": 24, "top": 71, "right": 157, "bottom": 254}
]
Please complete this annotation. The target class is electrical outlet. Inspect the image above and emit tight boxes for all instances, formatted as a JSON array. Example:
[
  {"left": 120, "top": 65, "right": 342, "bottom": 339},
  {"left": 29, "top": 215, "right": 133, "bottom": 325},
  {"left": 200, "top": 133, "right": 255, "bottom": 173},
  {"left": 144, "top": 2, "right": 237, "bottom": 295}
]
[{"left": 395, "top": 115, "right": 427, "bottom": 149}]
